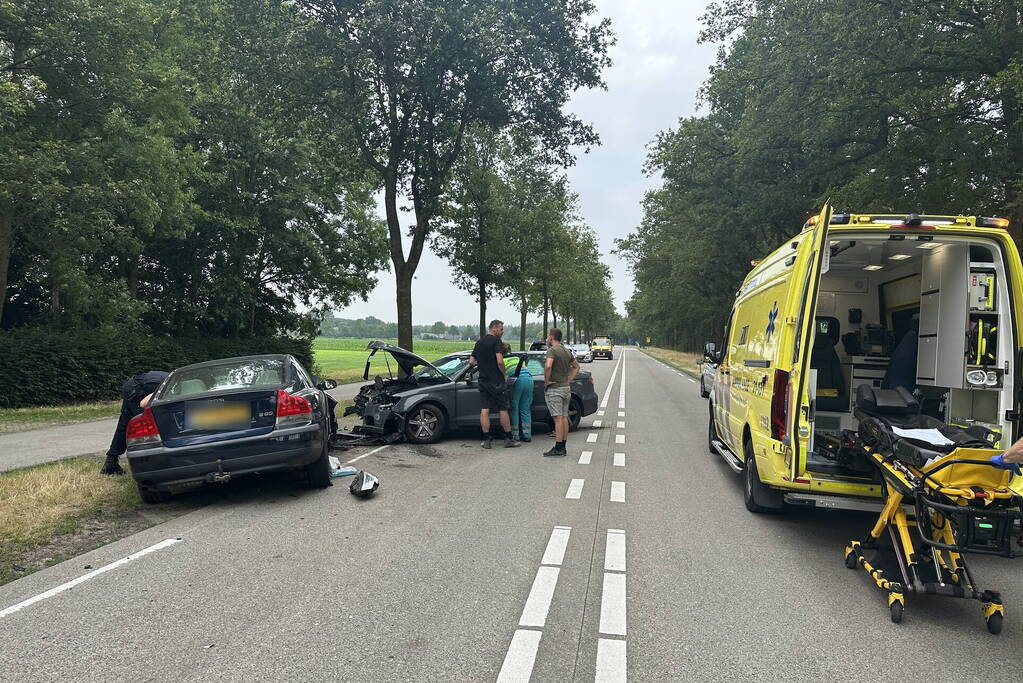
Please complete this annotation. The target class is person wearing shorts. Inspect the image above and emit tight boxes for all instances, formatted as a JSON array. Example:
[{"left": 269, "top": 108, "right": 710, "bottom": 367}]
[
  {"left": 543, "top": 328, "right": 579, "bottom": 457},
  {"left": 469, "top": 320, "right": 519, "bottom": 449}
]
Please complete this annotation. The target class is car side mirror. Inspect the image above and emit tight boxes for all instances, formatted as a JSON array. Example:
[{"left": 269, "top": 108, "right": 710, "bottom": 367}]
[
  {"left": 316, "top": 379, "right": 338, "bottom": 391},
  {"left": 704, "top": 341, "right": 717, "bottom": 356}
]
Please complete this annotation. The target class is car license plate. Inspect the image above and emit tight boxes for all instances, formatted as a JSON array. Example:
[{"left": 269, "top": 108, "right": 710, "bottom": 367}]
[{"left": 186, "top": 402, "right": 251, "bottom": 430}]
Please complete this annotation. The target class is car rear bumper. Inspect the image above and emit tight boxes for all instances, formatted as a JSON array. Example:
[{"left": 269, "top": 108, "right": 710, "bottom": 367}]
[
  {"left": 593, "top": 349, "right": 612, "bottom": 358},
  {"left": 127, "top": 423, "right": 322, "bottom": 491}
]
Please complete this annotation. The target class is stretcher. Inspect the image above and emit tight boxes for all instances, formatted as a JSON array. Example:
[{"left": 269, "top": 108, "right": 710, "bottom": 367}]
[{"left": 843, "top": 387, "right": 1023, "bottom": 633}]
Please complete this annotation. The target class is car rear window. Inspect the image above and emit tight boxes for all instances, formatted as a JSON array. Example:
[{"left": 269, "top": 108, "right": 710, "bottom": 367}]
[{"left": 161, "top": 359, "right": 286, "bottom": 398}]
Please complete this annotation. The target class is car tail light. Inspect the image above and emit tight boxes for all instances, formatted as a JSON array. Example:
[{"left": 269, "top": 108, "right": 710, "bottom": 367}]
[
  {"left": 276, "top": 389, "right": 312, "bottom": 426},
  {"left": 771, "top": 369, "right": 790, "bottom": 441},
  {"left": 126, "top": 408, "right": 162, "bottom": 448}
]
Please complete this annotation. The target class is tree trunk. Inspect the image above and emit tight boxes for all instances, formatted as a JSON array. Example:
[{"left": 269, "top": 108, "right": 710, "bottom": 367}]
[
  {"left": 478, "top": 273, "right": 487, "bottom": 339},
  {"left": 519, "top": 292, "right": 527, "bottom": 351},
  {"left": 395, "top": 264, "right": 414, "bottom": 355},
  {"left": 542, "top": 281, "right": 549, "bottom": 338},
  {"left": 0, "top": 213, "right": 10, "bottom": 326}
]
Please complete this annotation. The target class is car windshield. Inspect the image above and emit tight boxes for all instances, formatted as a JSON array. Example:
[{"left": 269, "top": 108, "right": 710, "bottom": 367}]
[
  {"left": 161, "top": 358, "right": 285, "bottom": 398},
  {"left": 593, "top": 337, "right": 610, "bottom": 345},
  {"left": 414, "top": 354, "right": 469, "bottom": 379}
]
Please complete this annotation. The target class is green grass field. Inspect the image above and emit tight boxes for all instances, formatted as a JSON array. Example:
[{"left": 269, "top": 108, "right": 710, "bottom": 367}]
[{"left": 312, "top": 337, "right": 474, "bottom": 383}]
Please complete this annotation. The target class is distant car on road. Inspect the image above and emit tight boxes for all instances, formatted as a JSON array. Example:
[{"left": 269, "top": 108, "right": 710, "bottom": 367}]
[
  {"left": 345, "top": 342, "right": 599, "bottom": 443},
  {"left": 570, "top": 343, "right": 593, "bottom": 363},
  {"left": 697, "top": 353, "right": 717, "bottom": 399},
  {"left": 126, "top": 355, "right": 337, "bottom": 503},
  {"left": 591, "top": 335, "right": 613, "bottom": 360}
]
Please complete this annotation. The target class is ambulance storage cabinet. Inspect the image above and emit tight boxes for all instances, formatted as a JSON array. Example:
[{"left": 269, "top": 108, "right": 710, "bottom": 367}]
[{"left": 917, "top": 243, "right": 968, "bottom": 389}]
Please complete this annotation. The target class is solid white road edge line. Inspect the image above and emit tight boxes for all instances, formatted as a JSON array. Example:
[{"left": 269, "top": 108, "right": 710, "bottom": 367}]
[
  {"left": 587, "top": 433, "right": 599, "bottom": 443},
  {"left": 599, "top": 572, "right": 627, "bottom": 636},
  {"left": 540, "top": 526, "right": 571, "bottom": 566},
  {"left": 344, "top": 443, "right": 390, "bottom": 465},
  {"left": 496, "top": 629, "right": 543, "bottom": 683},
  {"left": 578, "top": 450, "right": 593, "bottom": 465},
  {"left": 599, "top": 354, "right": 624, "bottom": 409},
  {"left": 0, "top": 538, "right": 182, "bottom": 619},
  {"left": 595, "top": 638, "right": 627, "bottom": 683},
  {"left": 605, "top": 529, "right": 626, "bottom": 572},
  {"left": 519, "top": 566, "right": 561, "bottom": 627},
  {"left": 610, "top": 481, "right": 625, "bottom": 503},
  {"left": 566, "top": 478, "right": 585, "bottom": 499},
  {"left": 613, "top": 453, "right": 625, "bottom": 467}
]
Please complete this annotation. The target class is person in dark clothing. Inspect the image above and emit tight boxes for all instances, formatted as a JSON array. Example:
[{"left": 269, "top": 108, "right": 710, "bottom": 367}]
[
  {"left": 102, "top": 370, "right": 169, "bottom": 475},
  {"left": 469, "top": 320, "right": 519, "bottom": 449}
]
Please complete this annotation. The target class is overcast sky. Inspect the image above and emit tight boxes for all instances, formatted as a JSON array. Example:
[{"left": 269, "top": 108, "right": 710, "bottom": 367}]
[{"left": 335, "top": 0, "right": 719, "bottom": 325}]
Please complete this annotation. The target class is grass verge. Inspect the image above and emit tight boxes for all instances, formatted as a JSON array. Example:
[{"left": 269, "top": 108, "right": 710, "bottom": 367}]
[
  {"left": 0, "top": 456, "right": 188, "bottom": 586},
  {"left": 313, "top": 337, "right": 472, "bottom": 383},
  {"left": 0, "top": 401, "right": 121, "bottom": 434},
  {"left": 639, "top": 346, "right": 704, "bottom": 378}
]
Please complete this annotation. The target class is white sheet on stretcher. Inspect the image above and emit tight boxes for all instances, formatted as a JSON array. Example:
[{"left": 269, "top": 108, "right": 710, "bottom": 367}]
[{"left": 890, "top": 427, "right": 955, "bottom": 447}]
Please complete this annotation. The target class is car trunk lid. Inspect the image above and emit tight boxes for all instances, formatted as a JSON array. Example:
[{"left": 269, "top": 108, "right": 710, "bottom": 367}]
[{"left": 150, "top": 389, "right": 279, "bottom": 447}]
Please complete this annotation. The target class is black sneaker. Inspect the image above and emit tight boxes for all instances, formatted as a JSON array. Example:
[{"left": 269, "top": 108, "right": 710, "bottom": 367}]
[
  {"left": 481, "top": 438, "right": 493, "bottom": 449},
  {"left": 100, "top": 456, "right": 125, "bottom": 475},
  {"left": 543, "top": 446, "right": 567, "bottom": 457},
  {"left": 504, "top": 439, "right": 520, "bottom": 448}
]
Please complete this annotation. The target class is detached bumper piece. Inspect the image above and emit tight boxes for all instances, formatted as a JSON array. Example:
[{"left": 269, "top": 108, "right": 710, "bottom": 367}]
[{"left": 844, "top": 446, "right": 1023, "bottom": 633}]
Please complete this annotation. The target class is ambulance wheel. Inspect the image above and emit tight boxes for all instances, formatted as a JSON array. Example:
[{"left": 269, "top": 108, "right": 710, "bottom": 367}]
[
  {"left": 743, "top": 437, "right": 783, "bottom": 513},
  {"left": 987, "top": 612, "right": 1003, "bottom": 635},
  {"left": 889, "top": 601, "right": 903, "bottom": 624}
]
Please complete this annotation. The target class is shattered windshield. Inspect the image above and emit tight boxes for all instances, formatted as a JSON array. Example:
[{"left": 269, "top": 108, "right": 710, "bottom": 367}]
[
  {"left": 414, "top": 355, "right": 468, "bottom": 380},
  {"left": 161, "top": 359, "right": 285, "bottom": 397}
]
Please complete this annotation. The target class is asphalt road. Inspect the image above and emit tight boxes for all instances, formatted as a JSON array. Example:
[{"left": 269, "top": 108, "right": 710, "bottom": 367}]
[
  {"left": 0, "top": 382, "right": 365, "bottom": 473},
  {"left": 2, "top": 348, "right": 1022, "bottom": 681}
]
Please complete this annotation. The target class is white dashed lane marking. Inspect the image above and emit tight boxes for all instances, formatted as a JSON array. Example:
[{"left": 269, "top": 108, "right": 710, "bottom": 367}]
[
  {"left": 616, "top": 421, "right": 625, "bottom": 429},
  {"left": 604, "top": 529, "right": 626, "bottom": 572},
  {"left": 566, "top": 478, "right": 585, "bottom": 499},
  {"left": 597, "top": 410, "right": 605, "bottom": 416},
  {"left": 596, "top": 639, "right": 627, "bottom": 683},
  {"left": 613, "top": 453, "right": 625, "bottom": 467},
  {"left": 541, "top": 526, "right": 571, "bottom": 566},
  {"left": 587, "top": 433, "right": 599, "bottom": 443},
  {"left": 519, "top": 567, "right": 560, "bottom": 627},
  {"left": 618, "top": 411, "right": 625, "bottom": 418},
  {"left": 593, "top": 420, "right": 603, "bottom": 428},
  {"left": 578, "top": 450, "right": 593, "bottom": 465},
  {"left": 599, "top": 572, "right": 627, "bottom": 635},
  {"left": 610, "top": 481, "right": 625, "bottom": 503},
  {"left": 615, "top": 434, "right": 625, "bottom": 444}
]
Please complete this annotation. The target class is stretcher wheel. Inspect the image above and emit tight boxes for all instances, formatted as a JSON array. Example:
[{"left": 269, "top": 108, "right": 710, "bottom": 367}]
[
  {"left": 889, "top": 601, "right": 903, "bottom": 623},
  {"left": 986, "top": 612, "right": 1003, "bottom": 635},
  {"left": 844, "top": 550, "right": 857, "bottom": 569}
]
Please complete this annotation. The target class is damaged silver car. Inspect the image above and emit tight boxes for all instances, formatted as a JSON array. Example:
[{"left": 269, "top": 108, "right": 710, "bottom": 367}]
[{"left": 344, "top": 341, "right": 600, "bottom": 444}]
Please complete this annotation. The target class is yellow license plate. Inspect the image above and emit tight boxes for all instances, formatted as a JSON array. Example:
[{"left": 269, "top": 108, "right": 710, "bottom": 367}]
[{"left": 188, "top": 403, "right": 251, "bottom": 429}]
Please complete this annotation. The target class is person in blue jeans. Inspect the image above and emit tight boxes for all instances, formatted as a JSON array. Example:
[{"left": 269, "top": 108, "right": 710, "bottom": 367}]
[{"left": 504, "top": 345, "right": 534, "bottom": 442}]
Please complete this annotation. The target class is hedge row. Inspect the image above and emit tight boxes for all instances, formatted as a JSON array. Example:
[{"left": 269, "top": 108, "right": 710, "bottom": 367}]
[{"left": 0, "top": 329, "right": 314, "bottom": 408}]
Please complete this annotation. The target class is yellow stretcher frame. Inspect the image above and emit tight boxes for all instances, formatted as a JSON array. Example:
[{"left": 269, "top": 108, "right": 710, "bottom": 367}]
[{"left": 844, "top": 447, "right": 1022, "bottom": 633}]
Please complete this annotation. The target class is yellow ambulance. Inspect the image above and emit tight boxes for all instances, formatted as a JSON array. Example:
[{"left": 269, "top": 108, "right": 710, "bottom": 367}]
[
  {"left": 591, "top": 336, "right": 614, "bottom": 360},
  {"left": 707, "top": 206, "right": 1023, "bottom": 512}
]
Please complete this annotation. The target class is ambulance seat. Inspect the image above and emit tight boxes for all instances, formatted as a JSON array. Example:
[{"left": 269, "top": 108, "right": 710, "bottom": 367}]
[{"left": 812, "top": 317, "right": 848, "bottom": 412}]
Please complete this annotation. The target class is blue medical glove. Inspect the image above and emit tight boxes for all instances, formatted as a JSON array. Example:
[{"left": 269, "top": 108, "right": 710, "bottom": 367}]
[{"left": 990, "top": 454, "right": 1022, "bottom": 476}]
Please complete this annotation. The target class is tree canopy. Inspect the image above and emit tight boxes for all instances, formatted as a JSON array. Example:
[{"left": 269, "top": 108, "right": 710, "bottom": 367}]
[{"left": 621, "top": 0, "right": 1023, "bottom": 349}]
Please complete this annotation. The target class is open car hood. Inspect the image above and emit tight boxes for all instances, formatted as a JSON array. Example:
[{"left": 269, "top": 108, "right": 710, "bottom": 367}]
[{"left": 364, "top": 340, "right": 444, "bottom": 380}]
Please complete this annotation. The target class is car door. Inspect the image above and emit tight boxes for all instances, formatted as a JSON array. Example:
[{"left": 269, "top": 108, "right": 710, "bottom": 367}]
[
  {"left": 786, "top": 202, "right": 833, "bottom": 480},
  {"left": 524, "top": 356, "right": 548, "bottom": 421},
  {"left": 454, "top": 366, "right": 484, "bottom": 427}
]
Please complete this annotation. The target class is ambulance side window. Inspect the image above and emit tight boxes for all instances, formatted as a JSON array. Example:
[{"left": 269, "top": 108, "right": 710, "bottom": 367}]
[
  {"left": 738, "top": 325, "right": 749, "bottom": 346},
  {"left": 720, "top": 309, "right": 736, "bottom": 363}
]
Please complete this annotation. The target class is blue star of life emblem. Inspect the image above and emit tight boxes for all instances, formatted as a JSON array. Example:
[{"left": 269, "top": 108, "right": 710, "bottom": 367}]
[{"left": 766, "top": 301, "right": 779, "bottom": 341}]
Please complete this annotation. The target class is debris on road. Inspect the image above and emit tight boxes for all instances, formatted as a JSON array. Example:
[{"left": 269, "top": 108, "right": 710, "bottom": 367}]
[{"left": 349, "top": 471, "right": 379, "bottom": 498}]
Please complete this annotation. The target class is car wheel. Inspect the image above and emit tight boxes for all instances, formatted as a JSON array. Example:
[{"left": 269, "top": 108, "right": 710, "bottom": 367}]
[
  {"left": 708, "top": 404, "right": 717, "bottom": 454},
  {"left": 405, "top": 403, "right": 446, "bottom": 444},
  {"left": 305, "top": 430, "right": 333, "bottom": 489},
  {"left": 139, "top": 486, "right": 172, "bottom": 504},
  {"left": 700, "top": 376, "right": 709, "bottom": 398},
  {"left": 568, "top": 397, "right": 583, "bottom": 431}
]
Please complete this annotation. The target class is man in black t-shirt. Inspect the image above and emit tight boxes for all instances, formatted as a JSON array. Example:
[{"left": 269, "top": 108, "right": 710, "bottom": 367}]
[{"left": 469, "top": 320, "right": 520, "bottom": 449}]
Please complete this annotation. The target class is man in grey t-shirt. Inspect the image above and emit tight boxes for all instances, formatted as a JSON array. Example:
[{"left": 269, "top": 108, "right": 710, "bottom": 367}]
[{"left": 543, "top": 328, "right": 579, "bottom": 457}]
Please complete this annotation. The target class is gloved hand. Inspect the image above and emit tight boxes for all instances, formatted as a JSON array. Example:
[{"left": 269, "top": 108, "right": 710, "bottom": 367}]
[{"left": 990, "top": 454, "right": 1022, "bottom": 476}]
